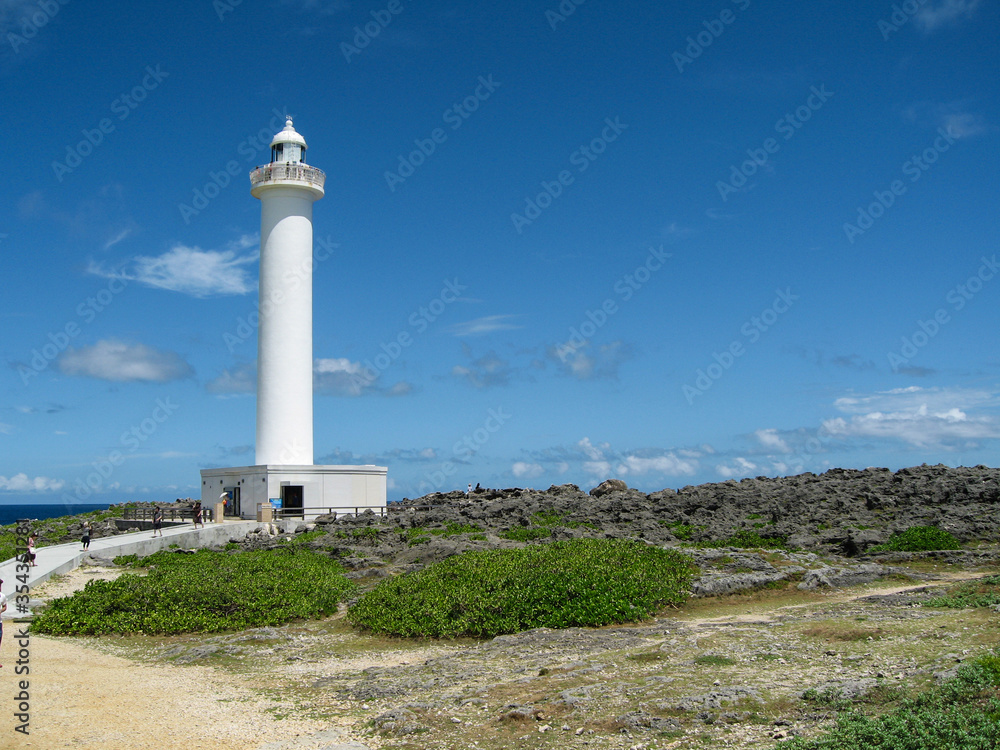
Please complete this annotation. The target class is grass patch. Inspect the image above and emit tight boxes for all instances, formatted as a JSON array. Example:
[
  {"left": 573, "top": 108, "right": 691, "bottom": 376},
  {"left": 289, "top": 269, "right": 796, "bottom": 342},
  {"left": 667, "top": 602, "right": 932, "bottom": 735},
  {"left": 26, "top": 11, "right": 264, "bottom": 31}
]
[
  {"left": 31, "top": 548, "right": 356, "bottom": 635},
  {"left": 869, "top": 526, "right": 961, "bottom": 553},
  {"left": 926, "top": 575, "right": 1000, "bottom": 609},
  {"left": 348, "top": 538, "right": 697, "bottom": 638},
  {"left": 779, "top": 649, "right": 1000, "bottom": 749}
]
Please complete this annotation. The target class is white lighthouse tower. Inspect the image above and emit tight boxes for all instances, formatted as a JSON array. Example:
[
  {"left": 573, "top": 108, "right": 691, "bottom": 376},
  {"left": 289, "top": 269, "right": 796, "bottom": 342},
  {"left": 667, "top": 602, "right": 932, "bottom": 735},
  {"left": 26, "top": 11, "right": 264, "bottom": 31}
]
[
  {"left": 252, "top": 118, "right": 323, "bottom": 466},
  {"left": 200, "top": 117, "right": 387, "bottom": 520}
]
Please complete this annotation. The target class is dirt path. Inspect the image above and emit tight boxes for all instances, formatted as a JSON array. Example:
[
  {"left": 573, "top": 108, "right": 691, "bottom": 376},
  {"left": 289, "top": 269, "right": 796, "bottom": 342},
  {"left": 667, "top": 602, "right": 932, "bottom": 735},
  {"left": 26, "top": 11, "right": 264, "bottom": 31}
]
[{"left": 0, "top": 569, "right": 343, "bottom": 750}]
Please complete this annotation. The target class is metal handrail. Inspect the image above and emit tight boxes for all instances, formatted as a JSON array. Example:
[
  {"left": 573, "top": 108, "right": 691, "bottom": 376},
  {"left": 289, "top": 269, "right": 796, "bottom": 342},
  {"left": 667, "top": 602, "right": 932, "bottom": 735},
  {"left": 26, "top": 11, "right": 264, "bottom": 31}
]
[
  {"left": 273, "top": 506, "right": 389, "bottom": 519},
  {"left": 120, "top": 507, "right": 215, "bottom": 522}
]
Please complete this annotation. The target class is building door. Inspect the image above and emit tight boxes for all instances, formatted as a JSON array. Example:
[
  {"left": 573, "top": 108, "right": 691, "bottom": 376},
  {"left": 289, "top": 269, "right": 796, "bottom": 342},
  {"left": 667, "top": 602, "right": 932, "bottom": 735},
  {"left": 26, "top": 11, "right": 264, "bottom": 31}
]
[{"left": 281, "top": 485, "right": 304, "bottom": 518}]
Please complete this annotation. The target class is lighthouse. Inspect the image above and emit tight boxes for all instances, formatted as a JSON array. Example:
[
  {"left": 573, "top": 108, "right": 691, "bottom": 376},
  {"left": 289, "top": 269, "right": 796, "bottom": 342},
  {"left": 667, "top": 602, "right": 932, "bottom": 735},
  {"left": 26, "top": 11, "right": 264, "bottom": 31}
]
[
  {"left": 200, "top": 117, "right": 386, "bottom": 520},
  {"left": 251, "top": 118, "right": 323, "bottom": 466}
]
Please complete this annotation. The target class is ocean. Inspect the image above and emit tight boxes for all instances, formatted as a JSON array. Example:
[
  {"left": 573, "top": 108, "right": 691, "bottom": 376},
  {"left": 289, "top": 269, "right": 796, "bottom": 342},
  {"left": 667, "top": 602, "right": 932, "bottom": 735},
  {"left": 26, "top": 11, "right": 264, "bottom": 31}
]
[{"left": 0, "top": 503, "right": 111, "bottom": 527}]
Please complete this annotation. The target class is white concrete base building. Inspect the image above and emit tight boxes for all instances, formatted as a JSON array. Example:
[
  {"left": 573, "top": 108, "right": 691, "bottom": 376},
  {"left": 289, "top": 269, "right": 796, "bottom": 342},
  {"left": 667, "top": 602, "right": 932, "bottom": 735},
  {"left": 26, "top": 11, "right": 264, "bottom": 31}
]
[
  {"left": 200, "top": 464, "right": 386, "bottom": 518},
  {"left": 200, "top": 117, "right": 387, "bottom": 519}
]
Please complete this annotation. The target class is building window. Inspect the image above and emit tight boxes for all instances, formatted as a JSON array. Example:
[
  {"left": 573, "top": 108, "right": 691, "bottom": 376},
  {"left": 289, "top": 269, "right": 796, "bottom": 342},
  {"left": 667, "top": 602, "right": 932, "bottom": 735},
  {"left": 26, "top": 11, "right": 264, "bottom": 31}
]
[{"left": 271, "top": 143, "right": 284, "bottom": 162}]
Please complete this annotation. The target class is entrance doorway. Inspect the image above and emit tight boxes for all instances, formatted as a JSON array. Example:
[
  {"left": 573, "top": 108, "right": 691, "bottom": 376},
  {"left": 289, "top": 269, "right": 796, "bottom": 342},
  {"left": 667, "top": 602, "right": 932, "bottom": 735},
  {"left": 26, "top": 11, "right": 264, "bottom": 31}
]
[
  {"left": 281, "top": 485, "right": 304, "bottom": 518},
  {"left": 224, "top": 486, "right": 241, "bottom": 517}
]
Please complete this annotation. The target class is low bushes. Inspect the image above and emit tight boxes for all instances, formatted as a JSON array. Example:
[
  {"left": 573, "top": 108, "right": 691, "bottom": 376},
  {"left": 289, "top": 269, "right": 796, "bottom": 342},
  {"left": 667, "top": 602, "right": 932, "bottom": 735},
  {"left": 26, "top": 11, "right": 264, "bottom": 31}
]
[
  {"left": 869, "top": 526, "right": 961, "bottom": 553},
  {"left": 31, "top": 548, "right": 356, "bottom": 635},
  {"left": 348, "top": 538, "right": 697, "bottom": 638},
  {"left": 780, "top": 650, "right": 1000, "bottom": 749}
]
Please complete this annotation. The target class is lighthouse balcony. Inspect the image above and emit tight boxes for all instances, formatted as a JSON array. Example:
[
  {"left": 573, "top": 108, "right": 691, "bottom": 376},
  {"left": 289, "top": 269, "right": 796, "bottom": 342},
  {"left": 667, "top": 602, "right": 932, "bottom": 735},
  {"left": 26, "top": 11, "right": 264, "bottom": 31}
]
[{"left": 250, "top": 163, "right": 326, "bottom": 194}]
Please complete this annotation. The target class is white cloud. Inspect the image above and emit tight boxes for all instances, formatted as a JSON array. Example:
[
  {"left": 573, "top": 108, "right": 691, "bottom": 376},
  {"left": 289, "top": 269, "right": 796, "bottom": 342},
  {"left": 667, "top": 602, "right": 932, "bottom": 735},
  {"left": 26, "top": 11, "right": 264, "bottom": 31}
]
[
  {"left": 0, "top": 473, "right": 65, "bottom": 491},
  {"left": 90, "top": 237, "right": 258, "bottom": 298},
  {"left": 824, "top": 386, "right": 1000, "bottom": 446},
  {"left": 578, "top": 437, "right": 607, "bottom": 461},
  {"left": 0, "top": 422, "right": 12, "bottom": 435},
  {"left": 623, "top": 455, "right": 698, "bottom": 476},
  {"left": 313, "top": 358, "right": 411, "bottom": 397},
  {"left": 314, "top": 357, "right": 372, "bottom": 396},
  {"left": 715, "top": 457, "right": 758, "bottom": 478},
  {"left": 754, "top": 428, "right": 791, "bottom": 453},
  {"left": 583, "top": 460, "right": 612, "bottom": 477},
  {"left": 549, "top": 340, "right": 633, "bottom": 381},
  {"left": 512, "top": 461, "right": 544, "bottom": 479},
  {"left": 59, "top": 340, "right": 194, "bottom": 382},
  {"left": 915, "top": 0, "right": 982, "bottom": 31},
  {"left": 206, "top": 363, "right": 256, "bottom": 395}
]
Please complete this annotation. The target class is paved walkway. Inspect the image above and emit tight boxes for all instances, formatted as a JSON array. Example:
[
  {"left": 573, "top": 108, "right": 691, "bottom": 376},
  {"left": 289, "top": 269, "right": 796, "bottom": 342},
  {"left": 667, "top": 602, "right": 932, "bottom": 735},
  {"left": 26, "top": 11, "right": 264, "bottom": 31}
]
[{"left": 0, "top": 517, "right": 296, "bottom": 619}]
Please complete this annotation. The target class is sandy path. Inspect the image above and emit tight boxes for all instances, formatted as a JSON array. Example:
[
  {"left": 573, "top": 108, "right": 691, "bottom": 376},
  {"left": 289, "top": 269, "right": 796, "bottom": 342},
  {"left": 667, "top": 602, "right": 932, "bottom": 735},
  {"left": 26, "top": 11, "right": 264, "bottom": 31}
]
[
  {"left": 0, "top": 634, "right": 335, "bottom": 750},
  {"left": 0, "top": 566, "right": 343, "bottom": 750}
]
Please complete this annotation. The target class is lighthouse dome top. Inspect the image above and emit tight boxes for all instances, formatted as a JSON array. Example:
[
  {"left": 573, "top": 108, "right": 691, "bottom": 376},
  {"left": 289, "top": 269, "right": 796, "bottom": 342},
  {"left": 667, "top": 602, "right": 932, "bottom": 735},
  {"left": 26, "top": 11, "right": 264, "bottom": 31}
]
[{"left": 271, "top": 117, "right": 307, "bottom": 149}]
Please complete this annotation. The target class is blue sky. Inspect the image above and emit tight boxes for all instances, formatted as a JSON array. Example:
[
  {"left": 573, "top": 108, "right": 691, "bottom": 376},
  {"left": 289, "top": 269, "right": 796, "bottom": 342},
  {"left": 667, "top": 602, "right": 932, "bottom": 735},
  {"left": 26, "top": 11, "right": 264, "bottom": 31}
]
[{"left": 1, "top": 0, "right": 998, "bottom": 508}]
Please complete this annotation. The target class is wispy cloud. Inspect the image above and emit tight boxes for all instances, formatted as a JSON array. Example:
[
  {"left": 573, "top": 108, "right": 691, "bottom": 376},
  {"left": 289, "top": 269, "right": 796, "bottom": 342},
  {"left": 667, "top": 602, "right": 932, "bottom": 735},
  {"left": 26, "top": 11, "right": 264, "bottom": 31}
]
[
  {"left": 89, "top": 237, "right": 258, "bottom": 298},
  {"left": 206, "top": 363, "right": 256, "bottom": 395},
  {"left": 449, "top": 315, "right": 522, "bottom": 337},
  {"left": 451, "top": 346, "right": 513, "bottom": 388},
  {"left": 103, "top": 225, "right": 135, "bottom": 251},
  {"left": 0, "top": 473, "right": 65, "bottom": 491},
  {"left": 313, "top": 357, "right": 412, "bottom": 397},
  {"left": 58, "top": 339, "right": 194, "bottom": 382},
  {"left": 547, "top": 340, "right": 634, "bottom": 380},
  {"left": 915, "top": 0, "right": 982, "bottom": 32}
]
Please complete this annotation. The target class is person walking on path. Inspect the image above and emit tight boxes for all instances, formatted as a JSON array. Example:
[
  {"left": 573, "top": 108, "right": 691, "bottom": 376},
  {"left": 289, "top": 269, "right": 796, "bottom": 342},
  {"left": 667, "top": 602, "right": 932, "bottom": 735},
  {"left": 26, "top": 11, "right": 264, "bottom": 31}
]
[
  {"left": 192, "top": 502, "right": 204, "bottom": 529},
  {"left": 81, "top": 522, "right": 91, "bottom": 551},
  {"left": 26, "top": 533, "right": 38, "bottom": 567},
  {"left": 152, "top": 507, "right": 164, "bottom": 537}
]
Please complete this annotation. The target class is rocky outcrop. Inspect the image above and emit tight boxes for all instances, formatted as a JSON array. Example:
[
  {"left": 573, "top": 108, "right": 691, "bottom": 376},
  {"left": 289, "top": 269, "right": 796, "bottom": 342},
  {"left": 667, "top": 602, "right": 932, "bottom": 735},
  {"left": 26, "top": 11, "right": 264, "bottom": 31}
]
[{"left": 278, "top": 464, "right": 999, "bottom": 567}]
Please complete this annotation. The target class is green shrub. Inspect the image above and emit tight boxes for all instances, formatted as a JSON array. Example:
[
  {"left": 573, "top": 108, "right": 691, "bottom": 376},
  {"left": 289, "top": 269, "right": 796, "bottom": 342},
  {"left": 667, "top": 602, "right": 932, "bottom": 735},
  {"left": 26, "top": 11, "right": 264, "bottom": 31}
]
[
  {"left": 927, "top": 575, "right": 1000, "bottom": 609},
  {"left": 31, "top": 548, "right": 356, "bottom": 635},
  {"left": 780, "top": 649, "right": 1000, "bottom": 749},
  {"left": 113, "top": 553, "right": 139, "bottom": 566},
  {"left": 347, "top": 538, "right": 697, "bottom": 638},
  {"left": 500, "top": 526, "right": 551, "bottom": 542},
  {"left": 869, "top": 526, "right": 961, "bottom": 553}
]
